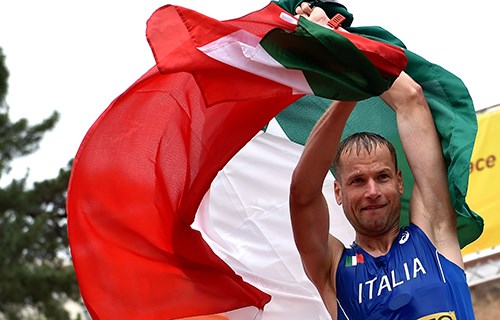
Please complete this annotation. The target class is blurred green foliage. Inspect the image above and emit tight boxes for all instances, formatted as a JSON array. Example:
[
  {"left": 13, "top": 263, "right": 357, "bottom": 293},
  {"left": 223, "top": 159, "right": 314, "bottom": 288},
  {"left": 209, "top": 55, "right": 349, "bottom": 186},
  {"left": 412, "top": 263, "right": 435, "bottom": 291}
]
[{"left": 0, "top": 47, "right": 81, "bottom": 320}]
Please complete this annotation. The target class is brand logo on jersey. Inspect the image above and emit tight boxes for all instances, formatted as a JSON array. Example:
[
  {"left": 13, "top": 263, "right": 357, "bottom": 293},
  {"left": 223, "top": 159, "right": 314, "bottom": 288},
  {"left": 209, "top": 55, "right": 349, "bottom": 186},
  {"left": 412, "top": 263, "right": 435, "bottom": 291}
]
[
  {"left": 399, "top": 230, "right": 410, "bottom": 244},
  {"left": 417, "top": 311, "right": 457, "bottom": 320}
]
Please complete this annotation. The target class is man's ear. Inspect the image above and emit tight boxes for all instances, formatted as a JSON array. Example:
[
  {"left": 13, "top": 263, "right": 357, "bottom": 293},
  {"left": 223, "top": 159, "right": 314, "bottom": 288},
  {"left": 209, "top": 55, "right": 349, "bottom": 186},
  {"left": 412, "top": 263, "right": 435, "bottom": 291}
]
[
  {"left": 397, "top": 169, "right": 404, "bottom": 195},
  {"left": 334, "top": 179, "right": 342, "bottom": 205}
]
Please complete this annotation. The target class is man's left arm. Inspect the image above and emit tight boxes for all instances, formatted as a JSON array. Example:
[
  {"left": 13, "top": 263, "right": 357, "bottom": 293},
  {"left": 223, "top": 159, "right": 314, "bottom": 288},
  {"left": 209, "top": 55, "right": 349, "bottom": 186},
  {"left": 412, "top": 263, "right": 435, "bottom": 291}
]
[{"left": 381, "top": 72, "right": 464, "bottom": 268}]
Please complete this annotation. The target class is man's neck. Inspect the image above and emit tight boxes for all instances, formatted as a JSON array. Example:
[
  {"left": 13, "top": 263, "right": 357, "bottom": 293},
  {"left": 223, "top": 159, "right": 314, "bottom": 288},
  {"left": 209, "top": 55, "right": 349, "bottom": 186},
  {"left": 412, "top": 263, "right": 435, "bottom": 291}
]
[{"left": 355, "top": 226, "right": 400, "bottom": 257}]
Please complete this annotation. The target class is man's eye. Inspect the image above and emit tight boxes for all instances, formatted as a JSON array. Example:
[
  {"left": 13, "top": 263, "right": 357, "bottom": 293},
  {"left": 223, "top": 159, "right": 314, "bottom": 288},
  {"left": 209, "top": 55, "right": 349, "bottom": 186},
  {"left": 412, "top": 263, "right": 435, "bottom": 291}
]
[
  {"left": 351, "top": 178, "right": 363, "bottom": 184},
  {"left": 379, "top": 174, "right": 390, "bottom": 181}
]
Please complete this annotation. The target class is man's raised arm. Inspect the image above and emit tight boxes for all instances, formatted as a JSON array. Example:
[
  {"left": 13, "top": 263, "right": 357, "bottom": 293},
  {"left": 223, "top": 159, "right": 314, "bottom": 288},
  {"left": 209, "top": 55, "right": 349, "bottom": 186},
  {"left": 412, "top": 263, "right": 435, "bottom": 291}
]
[
  {"left": 380, "top": 72, "right": 463, "bottom": 268},
  {"left": 289, "top": 100, "right": 356, "bottom": 314}
]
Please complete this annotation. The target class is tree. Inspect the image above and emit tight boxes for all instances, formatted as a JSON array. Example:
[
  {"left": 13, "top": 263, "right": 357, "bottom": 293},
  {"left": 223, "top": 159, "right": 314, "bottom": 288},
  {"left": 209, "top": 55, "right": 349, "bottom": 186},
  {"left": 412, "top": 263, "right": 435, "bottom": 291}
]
[{"left": 0, "top": 47, "right": 81, "bottom": 319}]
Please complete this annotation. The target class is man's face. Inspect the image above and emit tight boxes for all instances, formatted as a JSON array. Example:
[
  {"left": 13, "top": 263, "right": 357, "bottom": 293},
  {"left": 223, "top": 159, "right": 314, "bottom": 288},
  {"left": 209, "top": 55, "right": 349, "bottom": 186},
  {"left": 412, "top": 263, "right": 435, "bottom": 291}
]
[{"left": 334, "top": 145, "right": 403, "bottom": 237}]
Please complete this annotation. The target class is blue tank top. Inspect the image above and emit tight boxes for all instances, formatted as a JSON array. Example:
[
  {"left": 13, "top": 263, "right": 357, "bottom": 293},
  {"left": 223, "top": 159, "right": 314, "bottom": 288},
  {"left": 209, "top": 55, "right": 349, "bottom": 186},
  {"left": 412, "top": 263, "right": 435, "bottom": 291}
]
[{"left": 336, "top": 224, "right": 475, "bottom": 319}]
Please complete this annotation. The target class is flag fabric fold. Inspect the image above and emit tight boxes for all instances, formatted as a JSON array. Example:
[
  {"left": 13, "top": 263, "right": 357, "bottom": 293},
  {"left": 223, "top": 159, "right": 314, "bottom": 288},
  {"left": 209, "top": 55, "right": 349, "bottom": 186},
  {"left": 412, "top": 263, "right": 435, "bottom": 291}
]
[
  {"left": 67, "top": 2, "right": 480, "bottom": 320},
  {"left": 68, "top": 66, "right": 294, "bottom": 319},
  {"left": 146, "top": 4, "right": 407, "bottom": 104}
]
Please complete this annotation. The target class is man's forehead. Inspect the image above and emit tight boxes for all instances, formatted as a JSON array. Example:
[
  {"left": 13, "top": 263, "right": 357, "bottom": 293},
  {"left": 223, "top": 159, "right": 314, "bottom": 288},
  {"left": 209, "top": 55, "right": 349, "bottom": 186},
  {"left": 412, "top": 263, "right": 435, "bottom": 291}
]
[
  {"left": 338, "top": 145, "right": 395, "bottom": 172},
  {"left": 340, "top": 143, "right": 389, "bottom": 158}
]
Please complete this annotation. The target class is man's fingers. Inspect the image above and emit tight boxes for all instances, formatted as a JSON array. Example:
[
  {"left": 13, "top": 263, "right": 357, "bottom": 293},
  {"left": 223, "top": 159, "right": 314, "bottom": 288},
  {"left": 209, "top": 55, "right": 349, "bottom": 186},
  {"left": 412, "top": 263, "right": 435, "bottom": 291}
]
[
  {"left": 308, "top": 7, "right": 329, "bottom": 25},
  {"left": 295, "top": 2, "right": 314, "bottom": 15}
]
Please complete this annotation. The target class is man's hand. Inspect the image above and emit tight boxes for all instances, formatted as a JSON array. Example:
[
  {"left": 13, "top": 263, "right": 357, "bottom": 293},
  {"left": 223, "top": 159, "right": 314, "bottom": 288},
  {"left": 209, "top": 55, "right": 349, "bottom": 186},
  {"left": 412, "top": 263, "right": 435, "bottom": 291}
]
[{"left": 295, "top": 2, "right": 330, "bottom": 26}]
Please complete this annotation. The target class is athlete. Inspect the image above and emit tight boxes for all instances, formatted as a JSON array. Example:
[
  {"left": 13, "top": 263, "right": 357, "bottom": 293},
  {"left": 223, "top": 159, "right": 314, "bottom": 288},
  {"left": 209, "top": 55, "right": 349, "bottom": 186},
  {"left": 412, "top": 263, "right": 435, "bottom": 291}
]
[{"left": 289, "top": 69, "right": 476, "bottom": 319}]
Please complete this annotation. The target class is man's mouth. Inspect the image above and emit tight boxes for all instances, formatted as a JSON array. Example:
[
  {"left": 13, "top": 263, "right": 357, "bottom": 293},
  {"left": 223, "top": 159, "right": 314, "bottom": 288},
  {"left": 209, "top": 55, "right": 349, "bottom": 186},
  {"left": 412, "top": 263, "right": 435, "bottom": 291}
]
[{"left": 362, "top": 204, "right": 386, "bottom": 211}]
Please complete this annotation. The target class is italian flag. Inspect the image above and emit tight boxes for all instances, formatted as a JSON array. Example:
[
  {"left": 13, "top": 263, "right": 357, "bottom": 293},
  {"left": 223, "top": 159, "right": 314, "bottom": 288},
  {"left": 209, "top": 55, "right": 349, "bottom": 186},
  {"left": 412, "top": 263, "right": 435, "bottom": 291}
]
[
  {"left": 67, "top": 2, "right": 482, "bottom": 320},
  {"left": 345, "top": 253, "right": 365, "bottom": 267}
]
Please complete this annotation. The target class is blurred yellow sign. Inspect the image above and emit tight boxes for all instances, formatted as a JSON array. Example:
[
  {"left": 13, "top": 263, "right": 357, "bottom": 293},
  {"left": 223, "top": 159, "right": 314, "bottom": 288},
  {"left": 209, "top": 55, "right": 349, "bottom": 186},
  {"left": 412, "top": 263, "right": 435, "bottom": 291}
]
[{"left": 462, "top": 107, "right": 500, "bottom": 255}]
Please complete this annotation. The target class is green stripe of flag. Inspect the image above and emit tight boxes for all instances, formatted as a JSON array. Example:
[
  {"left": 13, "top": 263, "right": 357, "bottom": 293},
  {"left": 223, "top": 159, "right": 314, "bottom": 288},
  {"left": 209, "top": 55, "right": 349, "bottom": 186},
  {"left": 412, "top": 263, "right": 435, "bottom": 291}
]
[
  {"left": 345, "top": 255, "right": 357, "bottom": 267},
  {"left": 260, "top": 17, "right": 397, "bottom": 101}
]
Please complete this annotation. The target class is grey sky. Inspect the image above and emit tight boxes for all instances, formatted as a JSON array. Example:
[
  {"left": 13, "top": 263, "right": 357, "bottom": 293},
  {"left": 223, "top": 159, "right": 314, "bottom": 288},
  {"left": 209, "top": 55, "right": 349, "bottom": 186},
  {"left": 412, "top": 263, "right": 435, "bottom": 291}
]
[{"left": 0, "top": 0, "right": 498, "bottom": 185}]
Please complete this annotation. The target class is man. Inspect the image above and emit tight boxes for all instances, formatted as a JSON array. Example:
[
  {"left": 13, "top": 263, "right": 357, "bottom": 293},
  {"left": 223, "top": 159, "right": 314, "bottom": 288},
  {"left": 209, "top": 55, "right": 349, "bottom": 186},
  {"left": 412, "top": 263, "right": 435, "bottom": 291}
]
[{"left": 289, "top": 71, "right": 475, "bottom": 319}]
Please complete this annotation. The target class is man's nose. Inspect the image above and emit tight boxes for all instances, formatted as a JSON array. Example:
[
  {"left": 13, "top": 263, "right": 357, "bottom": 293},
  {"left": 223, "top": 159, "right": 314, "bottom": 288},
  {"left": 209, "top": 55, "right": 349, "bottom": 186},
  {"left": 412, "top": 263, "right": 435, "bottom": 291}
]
[{"left": 365, "top": 179, "right": 380, "bottom": 199}]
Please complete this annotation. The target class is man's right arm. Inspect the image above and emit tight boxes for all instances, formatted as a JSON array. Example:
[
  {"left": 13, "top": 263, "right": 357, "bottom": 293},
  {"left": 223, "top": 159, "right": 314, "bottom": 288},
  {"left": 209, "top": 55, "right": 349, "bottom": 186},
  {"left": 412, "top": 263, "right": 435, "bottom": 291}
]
[{"left": 289, "top": 100, "right": 356, "bottom": 315}]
